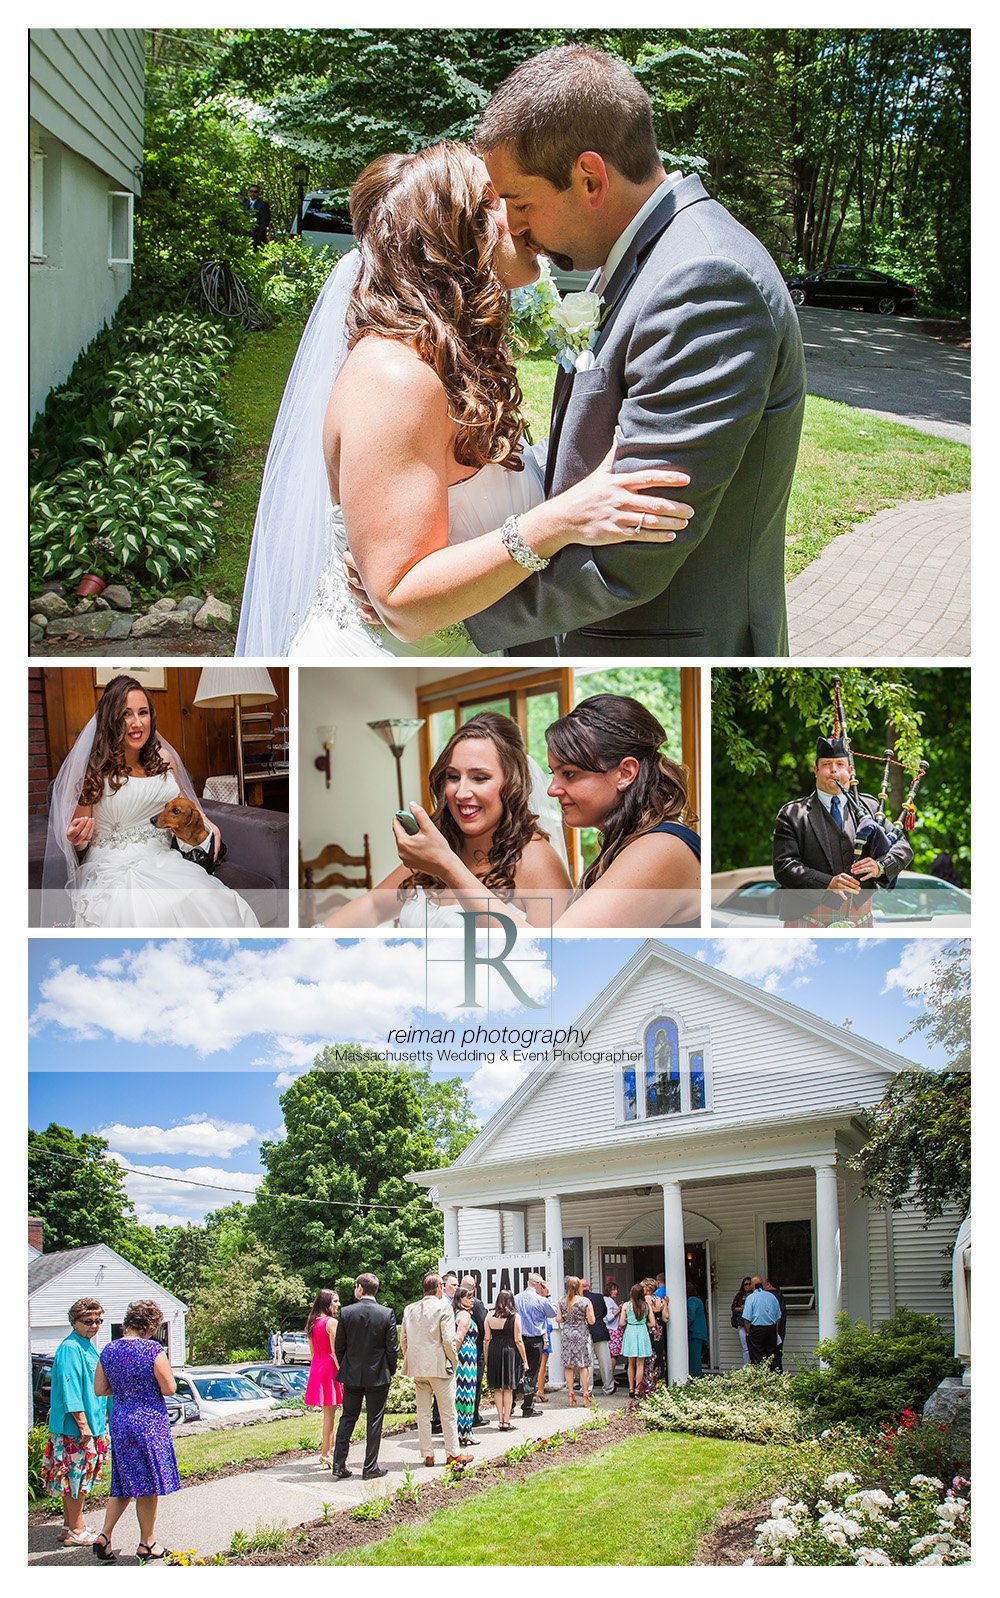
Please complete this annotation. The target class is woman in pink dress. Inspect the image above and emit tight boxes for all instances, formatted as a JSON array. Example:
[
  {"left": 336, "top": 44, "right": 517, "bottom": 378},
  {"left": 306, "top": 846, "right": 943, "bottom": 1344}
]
[{"left": 304, "top": 1288, "right": 343, "bottom": 1466}]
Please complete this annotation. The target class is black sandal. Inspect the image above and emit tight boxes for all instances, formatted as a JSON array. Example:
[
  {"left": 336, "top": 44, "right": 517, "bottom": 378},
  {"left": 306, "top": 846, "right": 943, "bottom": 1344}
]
[
  {"left": 136, "top": 1543, "right": 167, "bottom": 1562},
  {"left": 92, "top": 1533, "right": 116, "bottom": 1562}
]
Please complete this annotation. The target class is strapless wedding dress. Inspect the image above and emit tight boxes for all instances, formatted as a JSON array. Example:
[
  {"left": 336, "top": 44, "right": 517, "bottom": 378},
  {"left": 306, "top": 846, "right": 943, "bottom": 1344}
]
[
  {"left": 72, "top": 773, "right": 259, "bottom": 929},
  {"left": 289, "top": 456, "right": 545, "bottom": 657},
  {"left": 396, "top": 886, "right": 467, "bottom": 930}
]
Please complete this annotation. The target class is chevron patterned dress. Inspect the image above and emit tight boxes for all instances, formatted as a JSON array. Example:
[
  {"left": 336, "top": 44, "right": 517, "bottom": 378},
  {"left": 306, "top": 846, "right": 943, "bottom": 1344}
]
[{"left": 455, "top": 1316, "right": 479, "bottom": 1443}]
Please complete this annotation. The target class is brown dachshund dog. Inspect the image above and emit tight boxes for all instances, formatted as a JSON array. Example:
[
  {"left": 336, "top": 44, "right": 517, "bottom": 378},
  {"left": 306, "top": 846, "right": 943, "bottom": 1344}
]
[{"left": 152, "top": 797, "right": 226, "bottom": 872}]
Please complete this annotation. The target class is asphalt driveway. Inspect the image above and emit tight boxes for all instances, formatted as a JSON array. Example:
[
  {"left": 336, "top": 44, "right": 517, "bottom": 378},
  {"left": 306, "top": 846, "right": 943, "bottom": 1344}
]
[{"left": 796, "top": 306, "right": 970, "bottom": 442}]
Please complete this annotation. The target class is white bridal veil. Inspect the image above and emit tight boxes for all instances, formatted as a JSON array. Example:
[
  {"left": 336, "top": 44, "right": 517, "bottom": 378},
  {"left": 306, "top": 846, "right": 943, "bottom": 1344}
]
[
  {"left": 235, "top": 250, "right": 363, "bottom": 657},
  {"left": 39, "top": 718, "right": 199, "bottom": 926}
]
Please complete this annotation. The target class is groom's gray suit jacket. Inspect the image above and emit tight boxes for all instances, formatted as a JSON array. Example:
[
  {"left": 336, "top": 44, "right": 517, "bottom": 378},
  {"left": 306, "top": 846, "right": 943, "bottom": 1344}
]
[{"left": 464, "top": 177, "right": 806, "bottom": 657}]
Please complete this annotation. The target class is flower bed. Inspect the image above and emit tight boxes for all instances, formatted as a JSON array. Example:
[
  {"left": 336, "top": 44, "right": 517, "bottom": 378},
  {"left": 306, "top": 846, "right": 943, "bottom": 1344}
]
[{"left": 753, "top": 1471, "right": 970, "bottom": 1566}]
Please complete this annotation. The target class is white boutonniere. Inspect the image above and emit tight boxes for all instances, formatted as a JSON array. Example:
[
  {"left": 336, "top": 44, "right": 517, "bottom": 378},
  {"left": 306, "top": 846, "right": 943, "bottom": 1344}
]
[{"left": 547, "top": 290, "right": 605, "bottom": 372}]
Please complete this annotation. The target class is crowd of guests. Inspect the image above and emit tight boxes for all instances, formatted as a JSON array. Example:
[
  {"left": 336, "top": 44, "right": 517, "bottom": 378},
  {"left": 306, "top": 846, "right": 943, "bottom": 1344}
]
[{"left": 41, "top": 1269, "right": 787, "bottom": 1551}]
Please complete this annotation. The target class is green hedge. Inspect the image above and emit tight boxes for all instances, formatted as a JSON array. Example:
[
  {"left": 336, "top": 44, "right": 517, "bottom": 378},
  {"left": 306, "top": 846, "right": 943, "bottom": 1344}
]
[{"left": 791, "top": 1310, "right": 961, "bottom": 1428}]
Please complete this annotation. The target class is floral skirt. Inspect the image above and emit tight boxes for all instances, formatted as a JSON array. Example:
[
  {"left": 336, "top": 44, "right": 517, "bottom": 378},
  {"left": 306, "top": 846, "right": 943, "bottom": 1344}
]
[{"left": 42, "top": 1432, "right": 109, "bottom": 1498}]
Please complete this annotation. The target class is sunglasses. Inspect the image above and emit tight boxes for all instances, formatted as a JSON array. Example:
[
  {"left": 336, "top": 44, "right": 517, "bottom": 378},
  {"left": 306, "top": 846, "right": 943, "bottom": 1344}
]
[{"left": 77, "top": 1316, "right": 104, "bottom": 1326}]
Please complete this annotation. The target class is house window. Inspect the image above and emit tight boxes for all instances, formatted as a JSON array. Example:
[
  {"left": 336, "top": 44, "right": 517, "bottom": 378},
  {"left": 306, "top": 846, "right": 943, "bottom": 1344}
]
[
  {"left": 562, "top": 1236, "right": 585, "bottom": 1280},
  {"left": 765, "top": 1219, "right": 815, "bottom": 1311},
  {"left": 108, "top": 191, "right": 134, "bottom": 266},
  {"left": 625, "top": 1018, "right": 711, "bottom": 1122}
]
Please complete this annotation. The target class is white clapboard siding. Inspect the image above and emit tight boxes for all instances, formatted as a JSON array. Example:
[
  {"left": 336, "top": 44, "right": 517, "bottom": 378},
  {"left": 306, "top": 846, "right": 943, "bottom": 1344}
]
[
  {"left": 453, "top": 1207, "right": 503, "bottom": 1253},
  {"left": 890, "top": 1203, "right": 960, "bottom": 1335},
  {"left": 474, "top": 953, "right": 897, "bottom": 1167},
  {"left": 29, "top": 30, "right": 145, "bottom": 191},
  {"left": 30, "top": 1246, "right": 188, "bottom": 1364}
]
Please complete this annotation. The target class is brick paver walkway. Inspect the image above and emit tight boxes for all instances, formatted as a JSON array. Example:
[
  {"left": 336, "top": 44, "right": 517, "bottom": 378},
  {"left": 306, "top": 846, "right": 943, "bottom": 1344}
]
[{"left": 788, "top": 492, "right": 970, "bottom": 656}]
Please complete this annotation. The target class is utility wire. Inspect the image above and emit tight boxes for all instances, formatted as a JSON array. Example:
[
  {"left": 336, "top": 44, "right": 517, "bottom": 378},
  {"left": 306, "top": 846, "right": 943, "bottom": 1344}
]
[{"left": 29, "top": 1146, "right": 432, "bottom": 1214}]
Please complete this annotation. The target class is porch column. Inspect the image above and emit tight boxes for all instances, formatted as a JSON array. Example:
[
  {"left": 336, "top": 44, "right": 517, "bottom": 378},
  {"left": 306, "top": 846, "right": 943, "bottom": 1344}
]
[
  {"left": 814, "top": 1161, "right": 842, "bottom": 1343},
  {"left": 662, "top": 1180, "right": 688, "bottom": 1385},
  {"left": 442, "top": 1204, "right": 460, "bottom": 1261},
  {"left": 543, "top": 1193, "right": 564, "bottom": 1302}
]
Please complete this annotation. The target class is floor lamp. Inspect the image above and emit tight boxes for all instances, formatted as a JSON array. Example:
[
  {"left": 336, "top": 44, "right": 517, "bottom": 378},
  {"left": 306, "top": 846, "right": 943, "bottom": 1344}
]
[
  {"left": 194, "top": 667, "right": 277, "bottom": 805},
  {"left": 367, "top": 718, "right": 425, "bottom": 810}
]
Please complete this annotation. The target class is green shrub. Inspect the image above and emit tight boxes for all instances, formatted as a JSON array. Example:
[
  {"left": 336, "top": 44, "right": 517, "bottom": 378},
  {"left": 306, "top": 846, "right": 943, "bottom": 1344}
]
[
  {"left": 240, "top": 238, "right": 338, "bottom": 321},
  {"left": 641, "top": 1361, "right": 804, "bottom": 1444},
  {"left": 791, "top": 1310, "right": 960, "bottom": 1428},
  {"left": 28, "top": 1424, "right": 48, "bottom": 1502},
  {"left": 226, "top": 1347, "right": 269, "bottom": 1364},
  {"left": 387, "top": 1370, "right": 415, "bottom": 1413}
]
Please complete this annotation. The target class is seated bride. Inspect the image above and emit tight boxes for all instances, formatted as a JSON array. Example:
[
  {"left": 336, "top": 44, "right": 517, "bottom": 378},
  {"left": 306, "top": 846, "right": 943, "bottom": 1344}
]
[
  {"left": 322, "top": 712, "right": 572, "bottom": 929},
  {"left": 42, "top": 675, "right": 259, "bottom": 929}
]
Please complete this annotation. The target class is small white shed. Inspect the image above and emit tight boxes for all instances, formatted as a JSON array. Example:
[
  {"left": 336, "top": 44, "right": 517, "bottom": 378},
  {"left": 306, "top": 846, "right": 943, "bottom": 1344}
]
[{"left": 29, "top": 1244, "right": 188, "bottom": 1365}]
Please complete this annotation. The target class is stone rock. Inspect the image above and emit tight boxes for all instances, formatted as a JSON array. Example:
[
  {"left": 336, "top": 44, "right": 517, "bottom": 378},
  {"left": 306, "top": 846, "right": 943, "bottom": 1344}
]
[
  {"left": 31, "top": 592, "right": 72, "bottom": 619},
  {"left": 923, "top": 1376, "right": 971, "bottom": 1451},
  {"left": 30, "top": 613, "right": 48, "bottom": 630},
  {"left": 131, "top": 609, "right": 194, "bottom": 638},
  {"left": 103, "top": 585, "right": 132, "bottom": 611},
  {"left": 30, "top": 623, "right": 46, "bottom": 647},
  {"left": 74, "top": 597, "right": 111, "bottom": 613},
  {"left": 175, "top": 595, "right": 203, "bottom": 615},
  {"left": 46, "top": 612, "right": 119, "bottom": 639},
  {"left": 40, "top": 581, "right": 64, "bottom": 596},
  {"left": 148, "top": 597, "right": 178, "bottom": 614},
  {"left": 194, "top": 595, "right": 233, "bottom": 631},
  {"left": 105, "top": 613, "right": 134, "bottom": 640}
]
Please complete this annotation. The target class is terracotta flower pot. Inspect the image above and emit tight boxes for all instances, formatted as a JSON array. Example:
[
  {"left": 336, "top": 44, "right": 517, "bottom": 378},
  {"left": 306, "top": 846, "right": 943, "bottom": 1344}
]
[{"left": 76, "top": 574, "right": 106, "bottom": 597}]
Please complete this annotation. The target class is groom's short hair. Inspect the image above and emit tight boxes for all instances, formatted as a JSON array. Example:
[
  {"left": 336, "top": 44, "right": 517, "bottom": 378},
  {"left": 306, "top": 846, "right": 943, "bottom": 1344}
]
[{"left": 475, "top": 46, "right": 660, "bottom": 190}]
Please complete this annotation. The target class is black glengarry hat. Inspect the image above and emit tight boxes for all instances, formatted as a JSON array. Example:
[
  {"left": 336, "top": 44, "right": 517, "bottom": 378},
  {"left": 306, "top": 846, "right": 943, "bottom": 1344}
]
[{"left": 816, "top": 735, "right": 850, "bottom": 760}]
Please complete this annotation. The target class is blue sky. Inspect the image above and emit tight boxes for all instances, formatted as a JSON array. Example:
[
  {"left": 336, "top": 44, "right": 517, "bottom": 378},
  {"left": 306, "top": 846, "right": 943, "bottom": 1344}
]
[{"left": 29, "top": 934, "right": 962, "bottom": 1227}]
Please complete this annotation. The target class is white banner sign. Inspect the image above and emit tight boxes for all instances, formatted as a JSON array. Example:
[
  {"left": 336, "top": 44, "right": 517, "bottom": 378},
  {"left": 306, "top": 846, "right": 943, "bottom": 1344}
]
[{"left": 440, "top": 1252, "right": 550, "bottom": 1303}]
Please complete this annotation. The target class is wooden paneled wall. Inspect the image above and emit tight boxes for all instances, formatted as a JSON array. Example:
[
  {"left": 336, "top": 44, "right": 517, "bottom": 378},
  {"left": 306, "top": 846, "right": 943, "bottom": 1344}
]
[{"left": 36, "top": 668, "right": 290, "bottom": 798}]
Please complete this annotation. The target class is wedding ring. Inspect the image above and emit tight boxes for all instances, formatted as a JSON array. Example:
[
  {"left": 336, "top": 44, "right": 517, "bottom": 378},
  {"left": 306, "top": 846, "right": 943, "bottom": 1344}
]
[{"left": 637, "top": 512, "right": 646, "bottom": 530}]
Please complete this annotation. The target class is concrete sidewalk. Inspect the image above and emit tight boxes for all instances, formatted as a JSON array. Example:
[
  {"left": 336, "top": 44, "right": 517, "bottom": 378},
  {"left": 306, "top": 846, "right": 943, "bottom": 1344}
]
[
  {"left": 28, "top": 1388, "right": 632, "bottom": 1566},
  {"left": 788, "top": 492, "right": 970, "bottom": 656}
]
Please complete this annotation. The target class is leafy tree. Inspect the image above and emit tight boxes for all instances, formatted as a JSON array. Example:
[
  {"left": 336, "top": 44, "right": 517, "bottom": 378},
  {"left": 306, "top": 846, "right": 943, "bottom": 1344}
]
[
  {"left": 711, "top": 668, "right": 969, "bottom": 874},
  {"left": 187, "top": 1243, "right": 309, "bottom": 1361},
  {"left": 28, "top": 1124, "right": 137, "bottom": 1252},
  {"left": 250, "top": 1057, "right": 442, "bottom": 1315},
  {"left": 853, "top": 943, "right": 970, "bottom": 1222},
  {"left": 410, "top": 1070, "right": 479, "bottom": 1164}
]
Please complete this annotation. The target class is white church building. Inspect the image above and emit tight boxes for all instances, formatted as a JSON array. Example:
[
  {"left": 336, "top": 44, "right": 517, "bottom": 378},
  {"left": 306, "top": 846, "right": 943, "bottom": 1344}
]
[{"left": 410, "top": 941, "right": 958, "bottom": 1385}]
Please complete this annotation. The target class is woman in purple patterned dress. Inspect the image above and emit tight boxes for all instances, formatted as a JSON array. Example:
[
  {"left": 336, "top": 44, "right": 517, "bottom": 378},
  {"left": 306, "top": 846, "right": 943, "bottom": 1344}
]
[{"left": 91, "top": 1300, "right": 181, "bottom": 1562}]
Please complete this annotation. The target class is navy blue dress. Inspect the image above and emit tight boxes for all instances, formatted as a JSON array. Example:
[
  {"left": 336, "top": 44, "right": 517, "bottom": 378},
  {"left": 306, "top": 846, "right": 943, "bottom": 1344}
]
[
  {"left": 647, "top": 821, "right": 701, "bottom": 859},
  {"left": 100, "top": 1337, "right": 181, "bottom": 1498}
]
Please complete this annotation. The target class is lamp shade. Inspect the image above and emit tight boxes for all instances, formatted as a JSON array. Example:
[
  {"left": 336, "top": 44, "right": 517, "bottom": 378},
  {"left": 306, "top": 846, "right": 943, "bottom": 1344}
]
[
  {"left": 366, "top": 717, "right": 424, "bottom": 754},
  {"left": 194, "top": 667, "right": 276, "bottom": 709},
  {"left": 317, "top": 725, "right": 337, "bottom": 745}
]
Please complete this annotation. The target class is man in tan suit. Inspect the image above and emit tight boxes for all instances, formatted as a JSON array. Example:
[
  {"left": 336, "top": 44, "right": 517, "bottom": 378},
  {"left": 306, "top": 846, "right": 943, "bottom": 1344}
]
[{"left": 401, "top": 1273, "right": 473, "bottom": 1468}]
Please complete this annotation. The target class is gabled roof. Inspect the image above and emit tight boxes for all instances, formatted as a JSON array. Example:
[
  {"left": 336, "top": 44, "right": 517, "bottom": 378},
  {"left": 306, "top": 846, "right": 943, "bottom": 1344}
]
[
  {"left": 452, "top": 939, "right": 915, "bottom": 1168},
  {"left": 28, "top": 1243, "right": 188, "bottom": 1309}
]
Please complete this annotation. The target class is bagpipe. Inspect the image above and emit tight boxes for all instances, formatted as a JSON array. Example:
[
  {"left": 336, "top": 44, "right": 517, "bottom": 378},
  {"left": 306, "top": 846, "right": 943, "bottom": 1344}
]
[{"left": 830, "top": 675, "right": 928, "bottom": 881}]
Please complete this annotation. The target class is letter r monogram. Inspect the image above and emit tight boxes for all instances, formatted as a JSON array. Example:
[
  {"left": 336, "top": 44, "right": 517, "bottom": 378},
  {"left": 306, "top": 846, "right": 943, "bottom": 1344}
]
[{"left": 460, "top": 912, "right": 543, "bottom": 1008}]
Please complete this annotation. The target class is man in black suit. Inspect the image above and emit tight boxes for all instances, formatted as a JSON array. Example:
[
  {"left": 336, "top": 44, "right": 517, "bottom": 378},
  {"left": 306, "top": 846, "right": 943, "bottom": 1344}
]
[
  {"left": 331, "top": 1272, "right": 399, "bottom": 1480},
  {"left": 773, "top": 737, "right": 912, "bottom": 926}
]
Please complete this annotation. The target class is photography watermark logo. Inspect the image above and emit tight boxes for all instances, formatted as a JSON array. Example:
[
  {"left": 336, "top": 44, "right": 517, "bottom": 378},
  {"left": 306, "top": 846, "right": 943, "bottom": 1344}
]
[{"left": 425, "top": 905, "right": 552, "bottom": 1013}]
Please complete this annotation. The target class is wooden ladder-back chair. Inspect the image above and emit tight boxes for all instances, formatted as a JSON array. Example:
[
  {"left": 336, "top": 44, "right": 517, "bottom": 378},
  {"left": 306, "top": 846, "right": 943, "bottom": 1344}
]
[{"left": 299, "top": 837, "right": 373, "bottom": 922}]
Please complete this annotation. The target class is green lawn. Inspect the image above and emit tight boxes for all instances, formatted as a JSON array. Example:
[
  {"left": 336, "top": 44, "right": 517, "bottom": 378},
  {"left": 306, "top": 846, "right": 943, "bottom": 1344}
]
[
  {"left": 211, "top": 337, "right": 970, "bottom": 613},
  {"left": 324, "top": 1432, "right": 754, "bottom": 1566}
]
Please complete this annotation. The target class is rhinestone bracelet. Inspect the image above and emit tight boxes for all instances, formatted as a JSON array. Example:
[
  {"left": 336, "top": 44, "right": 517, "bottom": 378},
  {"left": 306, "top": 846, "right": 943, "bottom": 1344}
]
[{"left": 501, "top": 514, "right": 550, "bottom": 572}]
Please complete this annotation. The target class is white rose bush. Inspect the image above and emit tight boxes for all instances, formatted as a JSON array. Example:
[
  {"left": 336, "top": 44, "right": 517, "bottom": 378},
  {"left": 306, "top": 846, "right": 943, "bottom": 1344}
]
[{"left": 752, "top": 1471, "right": 970, "bottom": 1566}]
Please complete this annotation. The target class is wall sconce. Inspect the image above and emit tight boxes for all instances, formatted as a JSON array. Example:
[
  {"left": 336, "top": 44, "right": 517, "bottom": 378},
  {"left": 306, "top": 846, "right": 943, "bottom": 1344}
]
[
  {"left": 315, "top": 725, "right": 336, "bottom": 789},
  {"left": 367, "top": 717, "right": 425, "bottom": 810}
]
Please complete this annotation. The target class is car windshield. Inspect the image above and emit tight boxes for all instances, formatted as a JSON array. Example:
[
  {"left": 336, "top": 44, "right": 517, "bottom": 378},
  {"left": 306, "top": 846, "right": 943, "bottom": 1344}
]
[
  {"left": 281, "top": 1368, "right": 308, "bottom": 1389},
  {"left": 192, "top": 1375, "right": 268, "bottom": 1401},
  {"left": 874, "top": 882, "right": 970, "bottom": 920}
]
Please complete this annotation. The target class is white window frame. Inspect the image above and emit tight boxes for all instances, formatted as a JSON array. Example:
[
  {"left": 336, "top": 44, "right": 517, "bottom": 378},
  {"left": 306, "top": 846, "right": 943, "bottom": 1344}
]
[
  {"left": 30, "top": 149, "right": 46, "bottom": 262},
  {"left": 108, "top": 189, "right": 134, "bottom": 266},
  {"left": 617, "top": 1014, "right": 713, "bottom": 1125}
]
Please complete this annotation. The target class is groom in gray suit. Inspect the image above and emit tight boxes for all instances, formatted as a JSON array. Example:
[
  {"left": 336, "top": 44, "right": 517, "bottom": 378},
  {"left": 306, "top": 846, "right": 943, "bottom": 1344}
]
[{"left": 468, "top": 45, "right": 806, "bottom": 657}]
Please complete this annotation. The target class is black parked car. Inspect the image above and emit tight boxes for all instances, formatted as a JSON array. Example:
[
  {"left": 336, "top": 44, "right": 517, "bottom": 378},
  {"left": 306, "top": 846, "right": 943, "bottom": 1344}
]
[
  {"left": 785, "top": 264, "right": 917, "bottom": 316},
  {"left": 32, "top": 1353, "right": 53, "bottom": 1424}
]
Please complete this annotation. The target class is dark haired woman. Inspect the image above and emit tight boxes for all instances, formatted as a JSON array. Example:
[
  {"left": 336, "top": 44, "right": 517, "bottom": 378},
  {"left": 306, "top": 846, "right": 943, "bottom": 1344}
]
[
  {"left": 483, "top": 1289, "right": 528, "bottom": 1431},
  {"left": 237, "top": 141, "right": 692, "bottom": 657},
  {"left": 325, "top": 711, "right": 572, "bottom": 928},
  {"left": 453, "top": 1283, "right": 480, "bottom": 1447},
  {"left": 731, "top": 1276, "right": 753, "bottom": 1365},
  {"left": 42, "top": 675, "right": 258, "bottom": 927},
  {"left": 304, "top": 1288, "right": 343, "bottom": 1467},
  {"left": 91, "top": 1300, "right": 180, "bottom": 1562},
  {"left": 395, "top": 694, "right": 699, "bottom": 928}
]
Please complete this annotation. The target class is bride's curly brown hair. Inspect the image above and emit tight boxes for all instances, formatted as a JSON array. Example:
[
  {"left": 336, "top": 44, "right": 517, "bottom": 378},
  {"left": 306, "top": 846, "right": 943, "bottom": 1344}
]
[
  {"left": 401, "top": 712, "right": 544, "bottom": 898},
  {"left": 79, "top": 675, "right": 169, "bottom": 806},
  {"left": 346, "top": 142, "right": 525, "bottom": 472}
]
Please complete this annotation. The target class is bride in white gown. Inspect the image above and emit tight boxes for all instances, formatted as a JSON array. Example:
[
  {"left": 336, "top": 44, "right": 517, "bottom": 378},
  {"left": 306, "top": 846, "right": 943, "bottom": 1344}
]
[
  {"left": 235, "top": 142, "right": 693, "bottom": 658},
  {"left": 323, "top": 711, "right": 572, "bottom": 930},
  {"left": 42, "top": 676, "right": 259, "bottom": 929}
]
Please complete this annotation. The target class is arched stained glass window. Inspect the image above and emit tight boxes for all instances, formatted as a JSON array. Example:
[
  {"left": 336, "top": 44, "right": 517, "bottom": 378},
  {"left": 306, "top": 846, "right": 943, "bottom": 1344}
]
[{"left": 644, "top": 1017, "right": 680, "bottom": 1117}]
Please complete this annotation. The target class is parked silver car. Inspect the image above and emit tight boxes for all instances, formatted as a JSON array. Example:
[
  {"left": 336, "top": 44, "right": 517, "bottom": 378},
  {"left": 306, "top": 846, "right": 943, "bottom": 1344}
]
[{"left": 711, "top": 866, "right": 971, "bottom": 927}]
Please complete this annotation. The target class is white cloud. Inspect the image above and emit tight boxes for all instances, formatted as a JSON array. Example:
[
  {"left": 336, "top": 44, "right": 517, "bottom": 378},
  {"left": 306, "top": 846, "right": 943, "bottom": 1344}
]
[
  {"left": 467, "top": 1057, "right": 529, "bottom": 1116},
  {"left": 708, "top": 938, "right": 818, "bottom": 994},
  {"left": 882, "top": 940, "right": 947, "bottom": 1000},
  {"left": 100, "top": 1118, "right": 258, "bottom": 1158},
  {"left": 133, "top": 1208, "right": 197, "bottom": 1230},
  {"left": 110, "top": 1154, "right": 261, "bottom": 1223},
  {"left": 30, "top": 938, "right": 554, "bottom": 1059}
]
